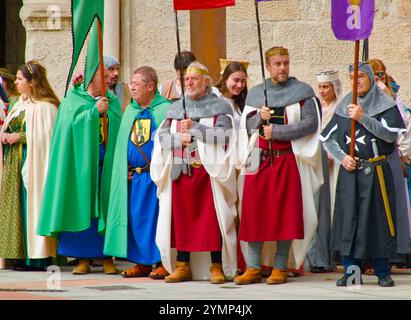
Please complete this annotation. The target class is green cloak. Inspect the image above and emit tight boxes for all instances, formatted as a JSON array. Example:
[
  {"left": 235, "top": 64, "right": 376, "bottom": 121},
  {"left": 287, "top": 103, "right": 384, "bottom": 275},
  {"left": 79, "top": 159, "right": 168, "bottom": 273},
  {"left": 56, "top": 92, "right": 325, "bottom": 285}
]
[
  {"left": 37, "top": 85, "right": 122, "bottom": 238},
  {"left": 103, "top": 91, "right": 170, "bottom": 258}
]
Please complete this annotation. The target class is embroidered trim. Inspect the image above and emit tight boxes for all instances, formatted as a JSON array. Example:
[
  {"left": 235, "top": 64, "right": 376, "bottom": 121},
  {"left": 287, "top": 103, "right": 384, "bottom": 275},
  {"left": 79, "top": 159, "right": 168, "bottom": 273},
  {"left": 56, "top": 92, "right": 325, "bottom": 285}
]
[
  {"left": 381, "top": 117, "right": 407, "bottom": 134},
  {"left": 319, "top": 123, "right": 338, "bottom": 142}
]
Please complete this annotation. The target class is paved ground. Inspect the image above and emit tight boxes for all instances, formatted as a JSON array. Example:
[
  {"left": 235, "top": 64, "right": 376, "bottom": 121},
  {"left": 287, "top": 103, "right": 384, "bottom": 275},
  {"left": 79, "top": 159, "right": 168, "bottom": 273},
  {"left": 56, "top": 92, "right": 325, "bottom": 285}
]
[{"left": 0, "top": 261, "right": 410, "bottom": 301}]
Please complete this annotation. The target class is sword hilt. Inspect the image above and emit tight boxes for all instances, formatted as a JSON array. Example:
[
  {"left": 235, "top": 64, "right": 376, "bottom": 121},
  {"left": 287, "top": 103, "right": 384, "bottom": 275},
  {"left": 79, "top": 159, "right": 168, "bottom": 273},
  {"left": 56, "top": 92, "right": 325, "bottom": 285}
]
[{"left": 371, "top": 138, "right": 379, "bottom": 158}]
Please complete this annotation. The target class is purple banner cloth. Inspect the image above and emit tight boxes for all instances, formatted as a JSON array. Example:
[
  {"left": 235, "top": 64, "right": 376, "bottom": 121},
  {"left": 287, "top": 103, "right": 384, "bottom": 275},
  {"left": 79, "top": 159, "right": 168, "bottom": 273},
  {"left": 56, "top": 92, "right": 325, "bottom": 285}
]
[{"left": 332, "top": 0, "right": 375, "bottom": 41}]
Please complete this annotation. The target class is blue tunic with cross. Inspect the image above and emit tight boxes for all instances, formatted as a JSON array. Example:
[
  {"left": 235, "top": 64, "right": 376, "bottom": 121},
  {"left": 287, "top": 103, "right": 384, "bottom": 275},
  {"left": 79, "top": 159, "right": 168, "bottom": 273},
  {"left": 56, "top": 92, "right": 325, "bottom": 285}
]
[{"left": 126, "top": 109, "right": 161, "bottom": 265}]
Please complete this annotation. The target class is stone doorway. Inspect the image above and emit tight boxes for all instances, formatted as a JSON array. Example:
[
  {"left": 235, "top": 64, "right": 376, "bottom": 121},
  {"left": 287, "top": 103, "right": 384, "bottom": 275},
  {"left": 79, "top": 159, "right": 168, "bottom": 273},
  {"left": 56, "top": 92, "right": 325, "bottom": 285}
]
[{"left": 0, "top": 0, "right": 26, "bottom": 75}]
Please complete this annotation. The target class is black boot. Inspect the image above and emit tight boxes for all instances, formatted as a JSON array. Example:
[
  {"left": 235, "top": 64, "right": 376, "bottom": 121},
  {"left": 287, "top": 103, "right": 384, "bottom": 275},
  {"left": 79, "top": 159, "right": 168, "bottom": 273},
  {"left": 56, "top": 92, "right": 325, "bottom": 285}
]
[{"left": 377, "top": 275, "right": 395, "bottom": 287}]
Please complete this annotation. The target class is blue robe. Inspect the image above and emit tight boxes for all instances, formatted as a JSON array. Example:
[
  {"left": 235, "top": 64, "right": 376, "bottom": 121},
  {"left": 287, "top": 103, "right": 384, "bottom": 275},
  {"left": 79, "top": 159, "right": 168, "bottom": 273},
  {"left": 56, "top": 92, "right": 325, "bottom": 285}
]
[{"left": 126, "top": 109, "right": 160, "bottom": 265}]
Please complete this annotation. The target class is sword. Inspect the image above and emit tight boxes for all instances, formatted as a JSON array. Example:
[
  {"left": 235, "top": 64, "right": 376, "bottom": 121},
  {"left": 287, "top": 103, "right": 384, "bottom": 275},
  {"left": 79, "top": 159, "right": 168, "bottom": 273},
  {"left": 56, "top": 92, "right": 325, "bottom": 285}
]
[{"left": 370, "top": 138, "right": 395, "bottom": 237}]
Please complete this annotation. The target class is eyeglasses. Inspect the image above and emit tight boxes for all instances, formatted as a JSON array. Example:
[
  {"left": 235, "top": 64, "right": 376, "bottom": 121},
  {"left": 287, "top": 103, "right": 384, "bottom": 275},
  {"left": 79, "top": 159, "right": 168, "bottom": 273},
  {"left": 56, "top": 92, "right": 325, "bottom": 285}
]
[{"left": 375, "top": 72, "right": 385, "bottom": 78}]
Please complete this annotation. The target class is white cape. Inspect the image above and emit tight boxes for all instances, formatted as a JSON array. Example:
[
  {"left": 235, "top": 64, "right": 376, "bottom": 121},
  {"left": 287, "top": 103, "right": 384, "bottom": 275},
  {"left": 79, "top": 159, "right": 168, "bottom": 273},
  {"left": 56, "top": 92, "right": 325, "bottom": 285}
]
[
  {"left": 151, "top": 116, "right": 238, "bottom": 280},
  {"left": 0, "top": 98, "right": 57, "bottom": 259},
  {"left": 237, "top": 98, "right": 323, "bottom": 269}
]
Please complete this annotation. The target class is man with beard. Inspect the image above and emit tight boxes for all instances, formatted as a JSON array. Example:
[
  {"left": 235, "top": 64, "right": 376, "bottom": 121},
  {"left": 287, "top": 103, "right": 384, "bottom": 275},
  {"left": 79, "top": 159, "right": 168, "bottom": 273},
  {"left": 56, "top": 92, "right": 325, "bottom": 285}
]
[
  {"left": 104, "top": 55, "right": 131, "bottom": 112},
  {"left": 235, "top": 46, "right": 322, "bottom": 285}
]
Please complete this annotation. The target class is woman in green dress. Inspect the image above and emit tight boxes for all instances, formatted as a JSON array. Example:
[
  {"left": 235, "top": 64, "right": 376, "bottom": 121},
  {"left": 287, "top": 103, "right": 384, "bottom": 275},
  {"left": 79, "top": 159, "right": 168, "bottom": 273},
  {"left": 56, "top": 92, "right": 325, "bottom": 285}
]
[{"left": 0, "top": 61, "right": 60, "bottom": 271}]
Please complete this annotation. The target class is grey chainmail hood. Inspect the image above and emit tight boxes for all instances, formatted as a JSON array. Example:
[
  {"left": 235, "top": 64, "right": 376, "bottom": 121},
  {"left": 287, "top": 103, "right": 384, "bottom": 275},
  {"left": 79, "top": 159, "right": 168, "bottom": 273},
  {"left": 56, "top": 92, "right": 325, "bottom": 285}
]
[
  {"left": 165, "top": 91, "right": 233, "bottom": 120},
  {"left": 245, "top": 77, "right": 315, "bottom": 109},
  {"left": 335, "top": 62, "right": 396, "bottom": 118}
]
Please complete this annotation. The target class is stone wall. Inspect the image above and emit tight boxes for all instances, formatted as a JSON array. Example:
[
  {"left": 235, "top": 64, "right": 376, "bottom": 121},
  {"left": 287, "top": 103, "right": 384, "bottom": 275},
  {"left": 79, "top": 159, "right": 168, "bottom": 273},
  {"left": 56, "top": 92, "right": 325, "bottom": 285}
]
[
  {"left": 121, "top": 0, "right": 190, "bottom": 88},
  {"left": 21, "top": 0, "right": 74, "bottom": 97},
  {"left": 225, "top": 0, "right": 411, "bottom": 104},
  {"left": 21, "top": 0, "right": 411, "bottom": 104},
  {"left": 4, "top": 0, "right": 26, "bottom": 74}
]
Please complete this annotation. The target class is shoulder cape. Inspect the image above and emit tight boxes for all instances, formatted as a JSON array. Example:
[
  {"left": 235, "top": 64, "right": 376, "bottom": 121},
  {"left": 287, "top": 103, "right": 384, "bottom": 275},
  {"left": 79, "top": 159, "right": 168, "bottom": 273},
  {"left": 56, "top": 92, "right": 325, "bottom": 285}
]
[
  {"left": 246, "top": 77, "right": 315, "bottom": 109},
  {"left": 165, "top": 91, "right": 233, "bottom": 120}
]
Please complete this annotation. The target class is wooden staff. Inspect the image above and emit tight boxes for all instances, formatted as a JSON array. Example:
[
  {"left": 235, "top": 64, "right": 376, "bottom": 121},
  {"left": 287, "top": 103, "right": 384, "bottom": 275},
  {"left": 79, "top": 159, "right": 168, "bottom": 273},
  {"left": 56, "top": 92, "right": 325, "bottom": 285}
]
[
  {"left": 350, "top": 40, "right": 360, "bottom": 158},
  {"left": 97, "top": 18, "right": 108, "bottom": 147}
]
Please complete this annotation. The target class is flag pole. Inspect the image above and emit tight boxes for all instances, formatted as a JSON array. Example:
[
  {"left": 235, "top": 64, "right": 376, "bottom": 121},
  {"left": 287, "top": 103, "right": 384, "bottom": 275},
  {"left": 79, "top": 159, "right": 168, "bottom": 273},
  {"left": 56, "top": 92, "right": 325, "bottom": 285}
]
[
  {"left": 350, "top": 40, "right": 360, "bottom": 158},
  {"left": 97, "top": 18, "right": 108, "bottom": 147},
  {"left": 362, "top": 38, "right": 369, "bottom": 61},
  {"left": 174, "top": 9, "right": 191, "bottom": 176},
  {"left": 174, "top": 10, "right": 187, "bottom": 116},
  {"left": 254, "top": 0, "right": 273, "bottom": 165}
]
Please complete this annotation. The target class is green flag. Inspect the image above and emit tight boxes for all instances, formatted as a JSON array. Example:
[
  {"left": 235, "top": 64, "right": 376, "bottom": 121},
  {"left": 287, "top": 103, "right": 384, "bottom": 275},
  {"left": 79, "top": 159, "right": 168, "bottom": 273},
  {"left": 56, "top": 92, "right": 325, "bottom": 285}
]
[{"left": 65, "top": 0, "right": 104, "bottom": 95}]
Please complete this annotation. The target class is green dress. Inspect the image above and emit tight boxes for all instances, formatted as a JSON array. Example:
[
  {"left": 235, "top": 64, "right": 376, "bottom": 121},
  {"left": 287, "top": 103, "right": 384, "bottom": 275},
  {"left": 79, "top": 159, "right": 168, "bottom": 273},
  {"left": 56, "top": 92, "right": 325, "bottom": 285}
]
[
  {"left": 0, "top": 109, "right": 51, "bottom": 268},
  {"left": 0, "top": 110, "right": 26, "bottom": 259},
  {"left": 8, "top": 96, "right": 19, "bottom": 111}
]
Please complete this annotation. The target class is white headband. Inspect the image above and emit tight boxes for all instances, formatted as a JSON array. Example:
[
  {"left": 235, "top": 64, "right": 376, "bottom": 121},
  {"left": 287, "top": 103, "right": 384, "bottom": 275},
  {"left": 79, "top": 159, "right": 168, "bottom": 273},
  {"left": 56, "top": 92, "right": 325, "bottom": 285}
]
[{"left": 316, "top": 70, "right": 339, "bottom": 83}]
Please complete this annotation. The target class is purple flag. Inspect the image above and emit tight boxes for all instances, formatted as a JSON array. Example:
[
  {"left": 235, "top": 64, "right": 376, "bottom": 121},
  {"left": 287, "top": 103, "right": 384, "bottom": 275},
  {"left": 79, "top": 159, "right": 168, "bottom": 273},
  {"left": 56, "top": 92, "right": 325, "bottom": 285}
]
[{"left": 332, "top": 0, "right": 375, "bottom": 41}]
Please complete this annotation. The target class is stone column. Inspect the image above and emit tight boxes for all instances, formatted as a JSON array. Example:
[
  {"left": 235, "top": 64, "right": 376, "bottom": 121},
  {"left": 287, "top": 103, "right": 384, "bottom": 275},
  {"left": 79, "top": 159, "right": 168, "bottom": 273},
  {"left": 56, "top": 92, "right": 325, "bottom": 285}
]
[
  {"left": 20, "top": 0, "right": 72, "bottom": 98},
  {"left": 104, "top": 0, "right": 120, "bottom": 60}
]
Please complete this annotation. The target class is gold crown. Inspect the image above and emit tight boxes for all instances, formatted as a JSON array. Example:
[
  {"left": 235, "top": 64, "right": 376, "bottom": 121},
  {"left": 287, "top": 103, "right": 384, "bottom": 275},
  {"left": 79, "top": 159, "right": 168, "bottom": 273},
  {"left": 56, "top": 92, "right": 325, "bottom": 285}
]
[
  {"left": 219, "top": 59, "right": 250, "bottom": 75},
  {"left": 186, "top": 66, "right": 209, "bottom": 77},
  {"left": 265, "top": 47, "right": 289, "bottom": 60}
]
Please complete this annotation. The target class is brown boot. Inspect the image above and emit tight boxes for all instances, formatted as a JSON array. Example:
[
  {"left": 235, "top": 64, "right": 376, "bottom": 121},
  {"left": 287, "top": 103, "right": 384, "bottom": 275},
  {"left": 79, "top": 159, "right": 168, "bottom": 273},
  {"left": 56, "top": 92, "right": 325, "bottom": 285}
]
[
  {"left": 266, "top": 268, "right": 287, "bottom": 285},
  {"left": 164, "top": 261, "right": 192, "bottom": 283},
  {"left": 103, "top": 259, "right": 119, "bottom": 275},
  {"left": 72, "top": 259, "right": 90, "bottom": 275},
  {"left": 234, "top": 268, "right": 261, "bottom": 285},
  {"left": 210, "top": 263, "right": 225, "bottom": 284}
]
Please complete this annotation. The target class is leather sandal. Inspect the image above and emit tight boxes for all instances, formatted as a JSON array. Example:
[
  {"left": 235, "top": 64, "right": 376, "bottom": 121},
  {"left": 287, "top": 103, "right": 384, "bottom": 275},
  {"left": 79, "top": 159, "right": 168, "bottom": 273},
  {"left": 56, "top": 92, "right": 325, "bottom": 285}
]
[
  {"left": 149, "top": 265, "right": 169, "bottom": 280},
  {"left": 121, "top": 264, "right": 152, "bottom": 278}
]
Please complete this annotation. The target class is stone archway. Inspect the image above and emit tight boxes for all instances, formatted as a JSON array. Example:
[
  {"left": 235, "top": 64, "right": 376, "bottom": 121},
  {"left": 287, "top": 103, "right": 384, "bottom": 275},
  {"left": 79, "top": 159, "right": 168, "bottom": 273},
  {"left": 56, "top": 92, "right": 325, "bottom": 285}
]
[{"left": 0, "top": 0, "right": 26, "bottom": 74}]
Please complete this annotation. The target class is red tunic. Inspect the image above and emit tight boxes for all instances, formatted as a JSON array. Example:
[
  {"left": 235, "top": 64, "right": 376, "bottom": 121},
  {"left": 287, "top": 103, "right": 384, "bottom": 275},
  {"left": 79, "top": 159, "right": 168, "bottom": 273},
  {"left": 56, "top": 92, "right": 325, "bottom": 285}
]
[
  {"left": 239, "top": 137, "right": 304, "bottom": 241},
  {"left": 170, "top": 120, "right": 222, "bottom": 252}
]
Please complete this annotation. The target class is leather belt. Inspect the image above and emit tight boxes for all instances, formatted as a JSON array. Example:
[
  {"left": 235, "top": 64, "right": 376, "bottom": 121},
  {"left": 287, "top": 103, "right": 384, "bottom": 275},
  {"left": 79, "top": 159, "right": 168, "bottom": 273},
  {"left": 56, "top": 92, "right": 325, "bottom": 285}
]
[
  {"left": 129, "top": 165, "right": 150, "bottom": 174},
  {"left": 356, "top": 155, "right": 386, "bottom": 170},
  {"left": 190, "top": 161, "right": 203, "bottom": 168},
  {"left": 261, "top": 147, "right": 293, "bottom": 158}
]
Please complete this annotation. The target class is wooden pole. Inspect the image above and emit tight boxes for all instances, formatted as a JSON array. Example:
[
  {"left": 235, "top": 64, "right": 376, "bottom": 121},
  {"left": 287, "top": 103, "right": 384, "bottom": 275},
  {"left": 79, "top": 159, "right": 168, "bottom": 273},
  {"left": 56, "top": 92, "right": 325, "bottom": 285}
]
[
  {"left": 350, "top": 40, "right": 360, "bottom": 158},
  {"left": 97, "top": 18, "right": 108, "bottom": 147},
  {"left": 190, "top": 8, "right": 226, "bottom": 84}
]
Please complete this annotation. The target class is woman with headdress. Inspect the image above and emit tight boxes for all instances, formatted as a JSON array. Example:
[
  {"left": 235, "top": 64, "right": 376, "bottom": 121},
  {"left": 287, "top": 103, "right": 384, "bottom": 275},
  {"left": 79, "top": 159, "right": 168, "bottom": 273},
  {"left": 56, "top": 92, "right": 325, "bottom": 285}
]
[
  {"left": 213, "top": 60, "right": 249, "bottom": 132},
  {"left": 307, "top": 70, "right": 343, "bottom": 273},
  {"left": 320, "top": 62, "right": 406, "bottom": 287},
  {"left": 212, "top": 60, "right": 249, "bottom": 273},
  {"left": 0, "top": 61, "right": 59, "bottom": 271}
]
